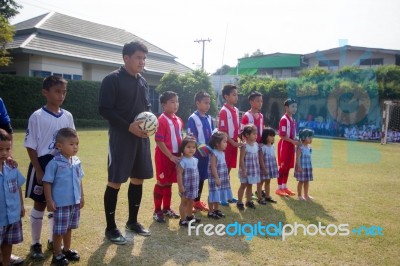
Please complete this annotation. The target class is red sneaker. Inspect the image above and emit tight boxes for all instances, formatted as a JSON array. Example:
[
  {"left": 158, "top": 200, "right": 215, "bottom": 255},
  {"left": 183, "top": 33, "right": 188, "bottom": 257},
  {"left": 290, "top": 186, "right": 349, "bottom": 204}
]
[
  {"left": 193, "top": 200, "right": 209, "bottom": 211},
  {"left": 284, "top": 188, "right": 296, "bottom": 196},
  {"left": 275, "top": 189, "right": 288, "bottom": 196}
]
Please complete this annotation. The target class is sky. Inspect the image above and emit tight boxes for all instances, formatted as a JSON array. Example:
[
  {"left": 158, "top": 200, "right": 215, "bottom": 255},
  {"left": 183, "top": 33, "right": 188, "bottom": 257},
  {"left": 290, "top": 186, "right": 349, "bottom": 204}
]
[{"left": 10, "top": 0, "right": 400, "bottom": 74}]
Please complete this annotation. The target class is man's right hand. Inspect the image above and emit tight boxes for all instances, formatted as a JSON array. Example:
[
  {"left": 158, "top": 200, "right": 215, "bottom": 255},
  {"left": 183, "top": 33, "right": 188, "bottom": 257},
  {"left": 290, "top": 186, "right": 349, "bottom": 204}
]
[
  {"left": 36, "top": 170, "right": 44, "bottom": 185},
  {"left": 129, "top": 120, "right": 148, "bottom": 138}
]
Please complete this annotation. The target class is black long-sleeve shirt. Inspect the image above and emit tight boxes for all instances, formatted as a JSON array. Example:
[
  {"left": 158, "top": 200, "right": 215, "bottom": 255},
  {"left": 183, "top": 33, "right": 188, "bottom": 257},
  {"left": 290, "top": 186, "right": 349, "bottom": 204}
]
[{"left": 98, "top": 67, "right": 151, "bottom": 131}]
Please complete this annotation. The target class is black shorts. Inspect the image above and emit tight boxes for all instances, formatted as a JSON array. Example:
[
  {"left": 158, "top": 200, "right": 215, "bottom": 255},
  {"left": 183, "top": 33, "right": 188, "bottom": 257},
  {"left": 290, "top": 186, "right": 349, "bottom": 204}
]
[
  {"left": 107, "top": 128, "right": 153, "bottom": 183},
  {"left": 25, "top": 154, "right": 54, "bottom": 203}
]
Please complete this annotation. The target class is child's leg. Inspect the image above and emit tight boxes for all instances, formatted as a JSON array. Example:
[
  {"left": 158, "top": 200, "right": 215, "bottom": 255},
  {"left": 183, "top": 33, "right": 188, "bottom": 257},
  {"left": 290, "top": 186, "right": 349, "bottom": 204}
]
[
  {"left": 297, "top": 182, "right": 305, "bottom": 200},
  {"left": 186, "top": 199, "right": 194, "bottom": 219},
  {"left": 53, "top": 233, "right": 63, "bottom": 256},
  {"left": 31, "top": 201, "right": 46, "bottom": 245},
  {"left": 256, "top": 181, "right": 264, "bottom": 200},
  {"left": 264, "top": 179, "right": 271, "bottom": 198},
  {"left": 153, "top": 183, "right": 163, "bottom": 213},
  {"left": 62, "top": 229, "right": 72, "bottom": 251},
  {"left": 162, "top": 184, "right": 173, "bottom": 211},
  {"left": 213, "top": 202, "right": 220, "bottom": 211},
  {"left": 245, "top": 184, "right": 253, "bottom": 203},
  {"left": 48, "top": 212, "right": 54, "bottom": 246},
  {"left": 304, "top": 182, "right": 313, "bottom": 199},
  {"left": 179, "top": 196, "right": 187, "bottom": 220},
  {"left": 1, "top": 243, "right": 12, "bottom": 266},
  {"left": 237, "top": 183, "right": 247, "bottom": 203},
  {"left": 208, "top": 199, "right": 214, "bottom": 213}
]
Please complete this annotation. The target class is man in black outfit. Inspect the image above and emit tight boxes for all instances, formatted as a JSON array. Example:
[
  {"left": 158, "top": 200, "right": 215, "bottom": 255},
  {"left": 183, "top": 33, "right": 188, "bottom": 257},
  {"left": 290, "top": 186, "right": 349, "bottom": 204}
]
[{"left": 99, "top": 41, "right": 153, "bottom": 244}]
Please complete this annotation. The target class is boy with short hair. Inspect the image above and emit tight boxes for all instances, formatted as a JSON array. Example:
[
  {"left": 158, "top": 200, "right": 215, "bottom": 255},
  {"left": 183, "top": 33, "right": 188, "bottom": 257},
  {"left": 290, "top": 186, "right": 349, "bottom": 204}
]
[
  {"left": 24, "top": 76, "right": 75, "bottom": 259},
  {"left": 153, "top": 91, "right": 183, "bottom": 222},
  {"left": 276, "top": 98, "right": 300, "bottom": 197},
  {"left": 0, "top": 129, "right": 25, "bottom": 266},
  {"left": 241, "top": 91, "right": 264, "bottom": 143},
  {"left": 187, "top": 91, "right": 214, "bottom": 212},
  {"left": 43, "top": 128, "right": 84, "bottom": 266},
  {"left": 218, "top": 84, "right": 240, "bottom": 204}
]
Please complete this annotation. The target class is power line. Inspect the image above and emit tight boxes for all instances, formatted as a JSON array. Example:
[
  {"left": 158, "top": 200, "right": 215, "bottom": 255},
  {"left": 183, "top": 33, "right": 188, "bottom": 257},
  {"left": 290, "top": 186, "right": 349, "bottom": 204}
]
[{"left": 194, "top": 38, "right": 211, "bottom": 71}]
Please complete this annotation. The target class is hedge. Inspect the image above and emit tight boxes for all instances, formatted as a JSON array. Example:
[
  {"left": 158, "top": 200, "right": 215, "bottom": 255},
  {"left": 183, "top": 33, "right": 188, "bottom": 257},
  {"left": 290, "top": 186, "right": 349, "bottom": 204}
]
[{"left": 0, "top": 74, "right": 106, "bottom": 129}]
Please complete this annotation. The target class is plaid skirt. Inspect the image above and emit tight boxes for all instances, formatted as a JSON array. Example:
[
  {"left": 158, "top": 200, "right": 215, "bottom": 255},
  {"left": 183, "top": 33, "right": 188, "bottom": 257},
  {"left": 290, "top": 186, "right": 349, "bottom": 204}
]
[
  {"left": 0, "top": 220, "right": 23, "bottom": 245},
  {"left": 260, "top": 154, "right": 279, "bottom": 180},
  {"left": 183, "top": 168, "right": 199, "bottom": 199}
]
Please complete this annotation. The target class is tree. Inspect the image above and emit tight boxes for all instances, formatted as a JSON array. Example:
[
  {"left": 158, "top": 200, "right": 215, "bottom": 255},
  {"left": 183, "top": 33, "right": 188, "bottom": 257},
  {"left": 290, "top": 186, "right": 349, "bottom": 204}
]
[
  {"left": 0, "top": 0, "right": 22, "bottom": 66},
  {"left": 213, "top": 64, "right": 231, "bottom": 75},
  {"left": 251, "top": 49, "right": 264, "bottom": 56},
  {"left": 156, "top": 70, "right": 217, "bottom": 121}
]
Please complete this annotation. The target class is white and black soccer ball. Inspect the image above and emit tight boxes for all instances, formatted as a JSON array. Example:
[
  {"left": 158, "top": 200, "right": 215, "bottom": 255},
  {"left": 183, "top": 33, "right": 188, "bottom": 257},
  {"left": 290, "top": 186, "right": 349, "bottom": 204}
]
[{"left": 135, "top": 111, "right": 158, "bottom": 136}]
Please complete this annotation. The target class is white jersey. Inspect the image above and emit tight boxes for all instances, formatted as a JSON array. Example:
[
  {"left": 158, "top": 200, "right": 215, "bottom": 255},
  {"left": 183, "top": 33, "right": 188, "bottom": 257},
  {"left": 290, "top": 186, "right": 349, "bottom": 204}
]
[{"left": 24, "top": 107, "right": 75, "bottom": 157}]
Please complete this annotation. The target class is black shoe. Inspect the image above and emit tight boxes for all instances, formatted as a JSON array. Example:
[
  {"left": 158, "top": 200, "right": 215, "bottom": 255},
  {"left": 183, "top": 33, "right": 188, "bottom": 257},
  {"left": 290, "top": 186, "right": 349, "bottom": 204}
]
[
  {"left": 30, "top": 243, "right": 44, "bottom": 260},
  {"left": 265, "top": 197, "right": 277, "bottom": 204},
  {"left": 179, "top": 219, "right": 188, "bottom": 227},
  {"left": 207, "top": 212, "right": 220, "bottom": 219},
  {"left": 125, "top": 222, "right": 151, "bottom": 236},
  {"left": 105, "top": 228, "right": 127, "bottom": 245},
  {"left": 214, "top": 210, "right": 226, "bottom": 218},
  {"left": 186, "top": 215, "right": 201, "bottom": 224},
  {"left": 257, "top": 198, "right": 267, "bottom": 205},
  {"left": 62, "top": 249, "right": 80, "bottom": 261},
  {"left": 236, "top": 202, "right": 245, "bottom": 211},
  {"left": 245, "top": 201, "right": 256, "bottom": 209},
  {"left": 51, "top": 254, "right": 69, "bottom": 266}
]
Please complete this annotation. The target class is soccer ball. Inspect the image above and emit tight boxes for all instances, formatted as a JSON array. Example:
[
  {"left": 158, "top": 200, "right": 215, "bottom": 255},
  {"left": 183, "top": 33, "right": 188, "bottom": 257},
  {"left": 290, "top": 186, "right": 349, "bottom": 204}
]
[{"left": 135, "top": 111, "right": 158, "bottom": 136}]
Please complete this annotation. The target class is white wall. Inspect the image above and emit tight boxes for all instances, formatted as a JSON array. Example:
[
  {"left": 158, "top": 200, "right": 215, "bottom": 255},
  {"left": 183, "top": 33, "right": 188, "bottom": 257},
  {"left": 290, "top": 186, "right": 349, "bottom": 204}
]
[{"left": 29, "top": 55, "right": 82, "bottom": 76}]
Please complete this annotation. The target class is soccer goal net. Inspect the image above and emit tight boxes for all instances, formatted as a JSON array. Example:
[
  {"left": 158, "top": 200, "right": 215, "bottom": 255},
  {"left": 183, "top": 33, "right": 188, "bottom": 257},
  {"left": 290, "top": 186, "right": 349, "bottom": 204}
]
[{"left": 381, "top": 101, "right": 400, "bottom": 144}]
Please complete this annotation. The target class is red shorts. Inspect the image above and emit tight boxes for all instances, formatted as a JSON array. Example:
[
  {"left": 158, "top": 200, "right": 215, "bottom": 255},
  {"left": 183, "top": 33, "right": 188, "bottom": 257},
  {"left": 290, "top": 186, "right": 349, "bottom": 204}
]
[
  {"left": 224, "top": 142, "right": 238, "bottom": 169},
  {"left": 277, "top": 139, "right": 295, "bottom": 171},
  {"left": 155, "top": 149, "right": 178, "bottom": 184}
]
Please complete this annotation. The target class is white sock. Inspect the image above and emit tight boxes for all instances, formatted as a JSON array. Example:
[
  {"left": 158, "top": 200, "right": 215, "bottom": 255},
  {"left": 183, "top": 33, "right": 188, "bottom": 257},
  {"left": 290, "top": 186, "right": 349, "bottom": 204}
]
[
  {"left": 48, "top": 212, "right": 54, "bottom": 242},
  {"left": 30, "top": 208, "right": 44, "bottom": 245},
  {"left": 282, "top": 184, "right": 287, "bottom": 189},
  {"left": 278, "top": 185, "right": 282, "bottom": 189}
]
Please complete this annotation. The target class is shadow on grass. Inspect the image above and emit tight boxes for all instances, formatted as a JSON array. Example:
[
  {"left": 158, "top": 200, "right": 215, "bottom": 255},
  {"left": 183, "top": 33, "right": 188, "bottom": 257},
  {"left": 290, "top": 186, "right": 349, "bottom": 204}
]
[
  {"left": 134, "top": 207, "right": 253, "bottom": 265},
  {"left": 282, "top": 197, "right": 337, "bottom": 224}
]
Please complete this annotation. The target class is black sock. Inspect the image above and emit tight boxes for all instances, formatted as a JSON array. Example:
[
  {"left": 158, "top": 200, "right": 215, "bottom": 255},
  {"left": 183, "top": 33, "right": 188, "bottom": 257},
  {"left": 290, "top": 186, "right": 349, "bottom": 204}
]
[
  {"left": 127, "top": 183, "right": 142, "bottom": 225},
  {"left": 104, "top": 186, "right": 119, "bottom": 231},
  {"left": 194, "top": 180, "right": 205, "bottom": 202}
]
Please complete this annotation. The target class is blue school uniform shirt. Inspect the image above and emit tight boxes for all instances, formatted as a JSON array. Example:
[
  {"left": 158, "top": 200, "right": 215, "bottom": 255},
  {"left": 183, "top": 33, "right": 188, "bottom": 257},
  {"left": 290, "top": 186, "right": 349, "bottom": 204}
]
[
  {"left": 42, "top": 153, "right": 84, "bottom": 207},
  {"left": 0, "top": 163, "right": 25, "bottom": 226}
]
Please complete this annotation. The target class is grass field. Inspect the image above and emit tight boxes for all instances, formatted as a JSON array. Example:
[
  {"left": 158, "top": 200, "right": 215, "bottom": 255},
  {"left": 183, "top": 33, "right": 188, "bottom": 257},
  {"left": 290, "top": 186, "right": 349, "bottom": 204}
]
[{"left": 9, "top": 130, "right": 400, "bottom": 266}]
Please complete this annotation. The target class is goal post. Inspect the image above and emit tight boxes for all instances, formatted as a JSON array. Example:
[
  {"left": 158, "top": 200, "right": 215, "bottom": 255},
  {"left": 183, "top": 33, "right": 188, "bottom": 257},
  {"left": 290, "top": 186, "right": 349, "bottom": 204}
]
[{"left": 381, "top": 100, "right": 400, "bottom": 144}]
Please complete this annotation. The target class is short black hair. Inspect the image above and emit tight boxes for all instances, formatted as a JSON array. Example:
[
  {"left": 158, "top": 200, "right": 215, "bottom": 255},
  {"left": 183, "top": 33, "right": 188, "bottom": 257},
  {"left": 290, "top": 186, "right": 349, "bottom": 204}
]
[
  {"left": 194, "top": 91, "right": 211, "bottom": 103},
  {"left": 241, "top": 124, "right": 257, "bottom": 139},
  {"left": 208, "top": 131, "right": 227, "bottom": 149},
  {"left": 179, "top": 136, "right": 197, "bottom": 155},
  {"left": 56, "top": 127, "right": 78, "bottom": 143},
  {"left": 43, "top": 76, "right": 67, "bottom": 91},
  {"left": 248, "top": 91, "right": 262, "bottom": 101},
  {"left": 122, "top": 41, "right": 148, "bottom": 57},
  {"left": 284, "top": 98, "right": 297, "bottom": 106},
  {"left": 299, "top": 128, "right": 314, "bottom": 141},
  {"left": 160, "top": 91, "right": 178, "bottom": 104},
  {"left": 0, "top": 128, "right": 11, "bottom": 141},
  {"left": 222, "top": 84, "right": 237, "bottom": 97},
  {"left": 260, "top": 127, "right": 275, "bottom": 144}
]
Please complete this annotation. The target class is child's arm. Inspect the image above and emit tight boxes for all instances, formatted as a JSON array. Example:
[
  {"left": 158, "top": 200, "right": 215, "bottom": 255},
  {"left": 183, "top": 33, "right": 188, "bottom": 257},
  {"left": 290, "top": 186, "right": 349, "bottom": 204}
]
[
  {"left": 43, "top": 182, "right": 56, "bottom": 212},
  {"left": 19, "top": 187, "right": 25, "bottom": 218},
  {"left": 177, "top": 164, "right": 185, "bottom": 194},
  {"left": 156, "top": 141, "right": 180, "bottom": 164},
  {"left": 239, "top": 145, "right": 247, "bottom": 177},
  {"left": 259, "top": 149, "right": 268, "bottom": 176},
  {"left": 210, "top": 154, "right": 221, "bottom": 186},
  {"left": 295, "top": 146, "right": 302, "bottom": 172},
  {"left": 26, "top": 148, "right": 44, "bottom": 184},
  {"left": 80, "top": 180, "right": 84, "bottom": 209}
]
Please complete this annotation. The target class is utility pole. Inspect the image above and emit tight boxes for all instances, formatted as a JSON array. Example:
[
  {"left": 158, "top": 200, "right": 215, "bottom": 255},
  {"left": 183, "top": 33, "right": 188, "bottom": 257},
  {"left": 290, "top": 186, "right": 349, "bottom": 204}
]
[{"left": 194, "top": 38, "right": 211, "bottom": 71}]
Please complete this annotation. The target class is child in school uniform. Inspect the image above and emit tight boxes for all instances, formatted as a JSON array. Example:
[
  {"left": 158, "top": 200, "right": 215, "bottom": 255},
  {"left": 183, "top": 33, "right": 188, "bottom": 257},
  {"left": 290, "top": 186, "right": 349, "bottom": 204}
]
[{"left": 295, "top": 129, "right": 314, "bottom": 201}]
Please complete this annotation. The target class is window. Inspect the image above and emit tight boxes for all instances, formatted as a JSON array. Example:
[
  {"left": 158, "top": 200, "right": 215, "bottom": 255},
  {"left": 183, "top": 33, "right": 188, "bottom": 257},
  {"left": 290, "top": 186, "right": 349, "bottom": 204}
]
[
  {"left": 63, "top": 74, "right": 72, "bottom": 80},
  {"left": 53, "top": 73, "right": 62, "bottom": 77},
  {"left": 359, "top": 58, "right": 383, "bottom": 67},
  {"left": 73, "top": 75, "right": 82, "bottom": 80},
  {"left": 318, "top": 60, "right": 339, "bottom": 67},
  {"left": 32, "top": 70, "right": 51, "bottom": 77}
]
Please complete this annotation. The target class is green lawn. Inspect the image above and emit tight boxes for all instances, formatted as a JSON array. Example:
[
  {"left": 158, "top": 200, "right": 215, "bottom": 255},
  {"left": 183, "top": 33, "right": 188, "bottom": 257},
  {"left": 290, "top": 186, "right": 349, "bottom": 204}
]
[{"left": 10, "top": 130, "right": 400, "bottom": 265}]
